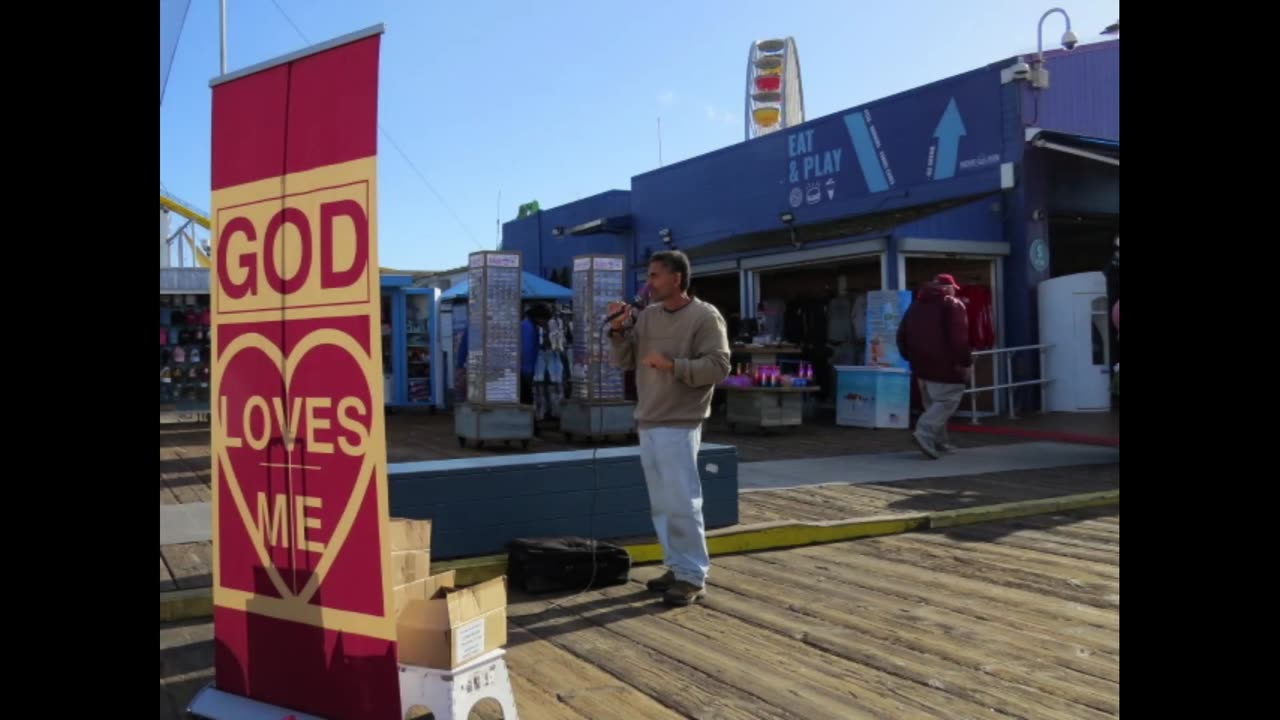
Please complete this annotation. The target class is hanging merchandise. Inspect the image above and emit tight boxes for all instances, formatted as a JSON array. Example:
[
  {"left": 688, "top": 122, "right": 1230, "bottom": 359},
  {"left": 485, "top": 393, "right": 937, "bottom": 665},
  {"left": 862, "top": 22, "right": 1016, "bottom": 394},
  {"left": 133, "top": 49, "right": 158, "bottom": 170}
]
[
  {"left": 160, "top": 290, "right": 212, "bottom": 417},
  {"left": 533, "top": 312, "right": 567, "bottom": 421},
  {"left": 957, "top": 285, "right": 995, "bottom": 351},
  {"left": 826, "top": 295, "right": 853, "bottom": 345},
  {"left": 851, "top": 292, "right": 868, "bottom": 341},
  {"left": 758, "top": 299, "right": 786, "bottom": 342}
]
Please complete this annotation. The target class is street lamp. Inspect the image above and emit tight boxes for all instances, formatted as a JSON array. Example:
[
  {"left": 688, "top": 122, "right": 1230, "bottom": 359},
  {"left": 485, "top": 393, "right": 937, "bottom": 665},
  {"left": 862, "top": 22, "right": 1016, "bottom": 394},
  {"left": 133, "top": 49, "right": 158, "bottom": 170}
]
[{"left": 1030, "top": 7, "right": 1078, "bottom": 89}]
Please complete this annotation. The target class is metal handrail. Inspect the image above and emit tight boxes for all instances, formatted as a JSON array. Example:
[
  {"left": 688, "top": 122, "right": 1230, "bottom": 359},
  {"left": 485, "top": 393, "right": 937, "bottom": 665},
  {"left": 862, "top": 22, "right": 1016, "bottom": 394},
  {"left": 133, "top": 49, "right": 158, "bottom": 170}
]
[{"left": 961, "top": 343, "right": 1054, "bottom": 424}]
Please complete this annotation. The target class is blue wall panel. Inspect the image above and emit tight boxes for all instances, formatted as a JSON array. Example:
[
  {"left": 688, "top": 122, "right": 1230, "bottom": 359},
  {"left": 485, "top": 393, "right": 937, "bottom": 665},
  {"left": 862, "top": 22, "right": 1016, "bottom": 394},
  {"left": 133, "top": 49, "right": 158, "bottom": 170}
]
[
  {"left": 388, "top": 445, "right": 739, "bottom": 559},
  {"left": 501, "top": 190, "right": 634, "bottom": 294},
  {"left": 1021, "top": 41, "right": 1119, "bottom": 140},
  {"left": 630, "top": 64, "right": 1009, "bottom": 254}
]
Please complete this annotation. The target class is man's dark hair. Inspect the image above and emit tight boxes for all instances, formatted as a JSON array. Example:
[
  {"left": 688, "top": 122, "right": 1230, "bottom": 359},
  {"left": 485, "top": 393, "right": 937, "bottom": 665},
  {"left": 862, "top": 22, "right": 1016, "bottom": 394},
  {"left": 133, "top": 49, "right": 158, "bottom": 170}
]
[{"left": 649, "top": 250, "right": 691, "bottom": 292}]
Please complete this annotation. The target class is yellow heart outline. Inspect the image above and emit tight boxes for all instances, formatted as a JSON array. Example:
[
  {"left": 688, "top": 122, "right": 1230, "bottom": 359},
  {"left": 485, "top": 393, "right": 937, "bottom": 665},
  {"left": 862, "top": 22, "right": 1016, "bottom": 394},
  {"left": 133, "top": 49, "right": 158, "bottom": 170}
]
[{"left": 215, "top": 328, "right": 376, "bottom": 606}]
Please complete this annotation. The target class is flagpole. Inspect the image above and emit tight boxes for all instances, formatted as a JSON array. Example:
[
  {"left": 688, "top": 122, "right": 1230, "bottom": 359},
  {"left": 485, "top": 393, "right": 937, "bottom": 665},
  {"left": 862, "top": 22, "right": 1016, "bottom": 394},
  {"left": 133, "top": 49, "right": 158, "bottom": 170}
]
[{"left": 219, "top": 0, "right": 227, "bottom": 73}]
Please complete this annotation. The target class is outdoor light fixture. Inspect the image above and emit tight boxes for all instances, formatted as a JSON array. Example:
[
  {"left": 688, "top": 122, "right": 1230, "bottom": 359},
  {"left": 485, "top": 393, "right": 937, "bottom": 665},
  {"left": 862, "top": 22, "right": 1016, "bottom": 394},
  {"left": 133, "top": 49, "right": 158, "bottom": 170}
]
[
  {"left": 779, "top": 212, "right": 795, "bottom": 224},
  {"left": 1031, "top": 7, "right": 1077, "bottom": 89},
  {"left": 658, "top": 227, "right": 673, "bottom": 245}
]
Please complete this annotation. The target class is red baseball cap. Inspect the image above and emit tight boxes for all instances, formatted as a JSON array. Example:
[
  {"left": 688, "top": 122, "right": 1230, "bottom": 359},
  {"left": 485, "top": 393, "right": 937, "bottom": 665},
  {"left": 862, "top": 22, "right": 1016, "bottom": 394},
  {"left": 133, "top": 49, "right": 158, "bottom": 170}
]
[{"left": 934, "top": 273, "right": 961, "bottom": 290}]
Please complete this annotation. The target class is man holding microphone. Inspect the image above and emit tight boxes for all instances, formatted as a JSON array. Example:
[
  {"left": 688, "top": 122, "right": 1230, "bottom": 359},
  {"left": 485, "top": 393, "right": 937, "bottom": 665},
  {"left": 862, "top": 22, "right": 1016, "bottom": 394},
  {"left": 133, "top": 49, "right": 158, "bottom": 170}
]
[{"left": 608, "top": 250, "right": 731, "bottom": 607}]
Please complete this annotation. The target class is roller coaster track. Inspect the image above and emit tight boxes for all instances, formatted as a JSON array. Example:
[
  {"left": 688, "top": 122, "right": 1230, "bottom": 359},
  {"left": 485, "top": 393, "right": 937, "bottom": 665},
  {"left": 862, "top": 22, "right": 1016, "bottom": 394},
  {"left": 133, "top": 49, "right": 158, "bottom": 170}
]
[{"left": 160, "top": 190, "right": 212, "bottom": 268}]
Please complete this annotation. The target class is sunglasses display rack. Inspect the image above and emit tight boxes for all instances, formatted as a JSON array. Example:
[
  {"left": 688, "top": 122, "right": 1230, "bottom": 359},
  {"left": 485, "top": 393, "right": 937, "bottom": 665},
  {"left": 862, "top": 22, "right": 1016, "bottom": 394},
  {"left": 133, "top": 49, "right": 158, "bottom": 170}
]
[
  {"left": 455, "top": 251, "right": 535, "bottom": 449},
  {"left": 561, "top": 254, "right": 637, "bottom": 443}
]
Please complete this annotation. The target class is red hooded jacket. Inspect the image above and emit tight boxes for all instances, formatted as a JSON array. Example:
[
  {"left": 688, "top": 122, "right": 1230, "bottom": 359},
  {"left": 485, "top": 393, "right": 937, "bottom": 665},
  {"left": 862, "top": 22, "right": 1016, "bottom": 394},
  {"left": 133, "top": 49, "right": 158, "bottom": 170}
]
[{"left": 897, "top": 283, "right": 972, "bottom": 384}]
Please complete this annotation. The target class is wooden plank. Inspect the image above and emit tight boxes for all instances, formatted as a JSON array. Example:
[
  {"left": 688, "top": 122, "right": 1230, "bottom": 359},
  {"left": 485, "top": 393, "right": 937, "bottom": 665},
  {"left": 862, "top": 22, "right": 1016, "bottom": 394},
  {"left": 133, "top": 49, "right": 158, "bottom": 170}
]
[
  {"left": 788, "top": 485, "right": 913, "bottom": 515},
  {"left": 507, "top": 673, "right": 589, "bottom": 720},
  {"left": 160, "top": 555, "right": 177, "bottom": 593},
  {"left": 928, "top": 491, "right": 1119, "bottom": 530},
  {"left": 662, "top": 566, "right": 1119, "bottom": 718},
  {"left": 512, "top": 584, "right": 968, "bottom": 719},
  {"left": 708, "top": 557, "right": 1119, "bottom": 687},
  {"left": 508, "top": 592, "right": 795, "bottom": 720},
  {"left": 160, "top": 542, "right": 213, "bottom": 589},
  {"left": 766, "top": 486, "right": 906, "bottom": 517},
  {"left": 1003, "top": 513, "right": 1120, "bottom": 542},
  {"left": 753, "top": 488, "right": 855, "bottom": 516},
  {"left": 162, "top": 457, "right": 212, "bottom": 504},
  {"left": 736, "top": 502, "right": 788, "bottom": 524},
  {"left": 505, "top": 625, "right": 681, "bottom": 720},
  {"left": 159, "top": 484, "right": 180, "bottom": 505},
  {"left": 940, "top": 522, "right": 1122, "bottom": 561},
  {"left": 655, "top": 594, "right": 1011, "bottom": 719},
  {"left": 735, "top": 494, "right": 832, "bottom": 521},
  {"left": 903, "top": 531, "right": 1119, "bottom": 578},
  {"left": 837, "top": 531, "right": 1120, "bottom": 609},
  {"left": 790, "top": 543, "right": 1119, "bottom": 634}
]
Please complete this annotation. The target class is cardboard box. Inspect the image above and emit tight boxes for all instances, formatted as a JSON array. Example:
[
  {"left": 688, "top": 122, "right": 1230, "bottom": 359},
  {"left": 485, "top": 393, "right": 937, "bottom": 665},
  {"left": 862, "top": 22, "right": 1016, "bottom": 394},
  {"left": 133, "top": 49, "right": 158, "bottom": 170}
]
[
  {"left": 395, "top": 570, "right": 508, "bottom": 669},
  {"left": 392, "top": 550, "right": 431, "bottom": 586},
  {"left": 388, "top": 518, "right": 432, "bottom": 551}
]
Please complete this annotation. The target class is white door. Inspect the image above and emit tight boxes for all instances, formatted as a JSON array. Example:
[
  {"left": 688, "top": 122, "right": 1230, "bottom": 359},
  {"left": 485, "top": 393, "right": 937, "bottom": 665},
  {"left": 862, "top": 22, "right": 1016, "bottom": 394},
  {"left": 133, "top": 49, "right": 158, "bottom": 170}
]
[{"left": 1073, "top": 293, "right": 1112, "bottom": 411}]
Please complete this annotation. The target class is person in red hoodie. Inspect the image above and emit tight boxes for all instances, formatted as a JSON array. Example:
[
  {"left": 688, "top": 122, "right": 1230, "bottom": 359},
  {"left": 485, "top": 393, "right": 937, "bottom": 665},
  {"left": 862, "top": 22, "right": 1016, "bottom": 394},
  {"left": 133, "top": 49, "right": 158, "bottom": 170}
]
[{"left": 897, "top": 274, "right": 973, "bottom": 459}]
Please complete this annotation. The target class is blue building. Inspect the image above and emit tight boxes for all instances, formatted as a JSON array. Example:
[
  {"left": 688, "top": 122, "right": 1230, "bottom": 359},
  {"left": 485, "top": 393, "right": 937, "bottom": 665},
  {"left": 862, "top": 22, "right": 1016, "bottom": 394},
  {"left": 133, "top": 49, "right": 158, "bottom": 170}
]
[{"left": 501, "top": 39, "right": 1118, "bottom": 413}]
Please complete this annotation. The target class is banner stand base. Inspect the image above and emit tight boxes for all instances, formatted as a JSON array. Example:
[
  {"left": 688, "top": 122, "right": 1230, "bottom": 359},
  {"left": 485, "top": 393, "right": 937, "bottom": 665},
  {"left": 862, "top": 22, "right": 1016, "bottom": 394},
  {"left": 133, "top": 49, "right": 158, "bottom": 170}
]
[{"left": 186, "top": 684, "right": 324, "bottom": 720}]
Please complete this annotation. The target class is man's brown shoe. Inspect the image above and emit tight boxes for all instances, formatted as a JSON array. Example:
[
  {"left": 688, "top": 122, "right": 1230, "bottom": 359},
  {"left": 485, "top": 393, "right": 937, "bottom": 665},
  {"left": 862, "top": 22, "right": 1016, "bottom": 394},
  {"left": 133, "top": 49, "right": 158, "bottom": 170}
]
[
  {"left": 663, "top": 580, "right": 707, "bottom": 607},
  {"left": 646, "top": 570, "right": 676, "bottom": 593}
]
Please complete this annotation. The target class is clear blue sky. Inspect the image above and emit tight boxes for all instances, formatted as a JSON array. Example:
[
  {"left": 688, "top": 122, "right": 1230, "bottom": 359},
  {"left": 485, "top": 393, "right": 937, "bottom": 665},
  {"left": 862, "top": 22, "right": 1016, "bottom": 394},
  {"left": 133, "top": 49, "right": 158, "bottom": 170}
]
[{"left": 160, "top": 0, "right": 1118, "bottom": 272}]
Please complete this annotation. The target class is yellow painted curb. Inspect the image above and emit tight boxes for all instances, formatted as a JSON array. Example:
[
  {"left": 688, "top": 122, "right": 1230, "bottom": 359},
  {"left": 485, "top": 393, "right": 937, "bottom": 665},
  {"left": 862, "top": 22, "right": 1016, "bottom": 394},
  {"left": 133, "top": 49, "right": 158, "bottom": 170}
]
[
  {"left": 435, "top": 553, "right": 509, "bottom": 587},
  {"left": 160, "top": 490, "right": 1118, "bottom": 623},
  {"left": 159, "top": 587, "right": 214, "bottom": 623},
  {"left": 927, "top": 489, "right": 1119, "bottom": 529},
  {"left": 626, "top": 514, "right": 929, "bottom": 564}
]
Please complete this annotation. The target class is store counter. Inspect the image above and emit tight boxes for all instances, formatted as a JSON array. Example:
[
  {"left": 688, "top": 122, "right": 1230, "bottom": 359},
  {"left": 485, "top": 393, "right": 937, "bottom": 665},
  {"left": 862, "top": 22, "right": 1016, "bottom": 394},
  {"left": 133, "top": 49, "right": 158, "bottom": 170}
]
[{"left": 719, "top": 385, "right": 820, "bottom": 432}]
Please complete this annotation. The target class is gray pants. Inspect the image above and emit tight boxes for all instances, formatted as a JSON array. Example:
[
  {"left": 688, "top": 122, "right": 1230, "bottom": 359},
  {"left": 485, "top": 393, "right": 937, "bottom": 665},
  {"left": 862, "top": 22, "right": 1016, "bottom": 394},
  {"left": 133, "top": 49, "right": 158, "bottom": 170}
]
[
  {"left": 916, "top": 380, "right": 965, "bottom": 445},
  {"left": 638, "top": 426, "right": 710, "bottom": 586}
]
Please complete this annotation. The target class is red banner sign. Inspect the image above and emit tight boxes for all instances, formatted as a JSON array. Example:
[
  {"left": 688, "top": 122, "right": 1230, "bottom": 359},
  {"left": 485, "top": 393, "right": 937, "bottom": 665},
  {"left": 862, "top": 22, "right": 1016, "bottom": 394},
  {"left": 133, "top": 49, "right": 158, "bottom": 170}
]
[{"left": 209, "top": 26, "right": 398, "bottom": 719}]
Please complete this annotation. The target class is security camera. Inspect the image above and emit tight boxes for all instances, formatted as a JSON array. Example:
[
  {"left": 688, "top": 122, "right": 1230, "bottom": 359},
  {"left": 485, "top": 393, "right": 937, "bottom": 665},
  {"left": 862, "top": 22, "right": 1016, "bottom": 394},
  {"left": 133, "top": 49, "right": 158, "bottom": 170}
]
[{"left": 1061, "top": 30, "right": 1079, "bottom": 50}]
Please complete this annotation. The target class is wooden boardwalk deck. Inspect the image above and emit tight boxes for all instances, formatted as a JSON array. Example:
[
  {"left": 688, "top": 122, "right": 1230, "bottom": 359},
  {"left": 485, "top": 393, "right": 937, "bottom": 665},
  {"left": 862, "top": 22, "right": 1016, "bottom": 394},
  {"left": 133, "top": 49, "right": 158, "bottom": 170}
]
[
  {"left": 161, "top": 413, "right": 1107, "bottom": 593},
  {"left": 161, "top": 508, "right": 1119, "bottom": 719},
  {"left": 161, "top": 462, "right": 1118, "bottom": 593}
]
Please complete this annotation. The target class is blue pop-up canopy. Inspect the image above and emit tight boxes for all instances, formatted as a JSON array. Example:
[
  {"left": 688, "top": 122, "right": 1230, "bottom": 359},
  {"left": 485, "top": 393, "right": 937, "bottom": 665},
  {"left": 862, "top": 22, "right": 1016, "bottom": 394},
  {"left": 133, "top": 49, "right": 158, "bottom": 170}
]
[{"left": 440, "top": 271, "right": 572, "bottom": 302}]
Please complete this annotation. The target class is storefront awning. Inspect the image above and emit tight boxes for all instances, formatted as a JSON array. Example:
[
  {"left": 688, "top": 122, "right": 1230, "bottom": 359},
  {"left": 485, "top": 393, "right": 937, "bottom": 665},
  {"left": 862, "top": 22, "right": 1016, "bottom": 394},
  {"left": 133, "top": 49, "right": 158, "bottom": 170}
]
[
  {"left": 681, "top": 193, "right": 994, "bottom": 261},
  {"left": 1028, "top": 129, "right": 1119, "bottom": 167},
  {"left": 561, "top": 215, "right": 632, "bottom": 236}
]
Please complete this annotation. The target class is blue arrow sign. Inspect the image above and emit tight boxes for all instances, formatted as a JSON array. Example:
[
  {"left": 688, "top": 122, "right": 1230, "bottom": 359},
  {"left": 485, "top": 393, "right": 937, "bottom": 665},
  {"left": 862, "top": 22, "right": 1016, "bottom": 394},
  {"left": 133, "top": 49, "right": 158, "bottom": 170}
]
[
  {"left": 932, "top": 98, "right": 967, "bottom": 180},
  {"left": 843, "top": 112, "right": 890, "bottom": 193}
]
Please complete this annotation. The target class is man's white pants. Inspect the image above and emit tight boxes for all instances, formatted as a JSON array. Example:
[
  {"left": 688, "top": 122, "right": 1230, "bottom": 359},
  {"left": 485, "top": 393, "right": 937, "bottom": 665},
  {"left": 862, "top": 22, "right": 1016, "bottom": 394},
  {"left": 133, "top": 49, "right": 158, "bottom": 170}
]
[
  {"left": 916, "top": 380, "right": 966, "bottom": 445},
  {"left": 638, "top": 426, "right": 710, "bottom": 586}
]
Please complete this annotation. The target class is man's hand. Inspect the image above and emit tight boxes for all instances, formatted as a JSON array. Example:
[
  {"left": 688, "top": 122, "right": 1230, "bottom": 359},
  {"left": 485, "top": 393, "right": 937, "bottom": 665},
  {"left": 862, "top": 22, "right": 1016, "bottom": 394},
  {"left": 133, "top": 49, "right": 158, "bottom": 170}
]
[
  {"left": 608, "top": 301, "right": 636, "bottom": 331},
  {"left": 642, "top": 352, "right": 675, "bottom": 372}
]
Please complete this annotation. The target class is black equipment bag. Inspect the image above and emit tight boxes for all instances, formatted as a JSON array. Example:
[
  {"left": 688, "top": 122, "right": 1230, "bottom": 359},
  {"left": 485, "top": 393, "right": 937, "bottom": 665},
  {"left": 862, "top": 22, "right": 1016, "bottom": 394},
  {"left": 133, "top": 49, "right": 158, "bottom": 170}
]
[{"left": 506, "top": 537, "right": 631, "bottom": 594}]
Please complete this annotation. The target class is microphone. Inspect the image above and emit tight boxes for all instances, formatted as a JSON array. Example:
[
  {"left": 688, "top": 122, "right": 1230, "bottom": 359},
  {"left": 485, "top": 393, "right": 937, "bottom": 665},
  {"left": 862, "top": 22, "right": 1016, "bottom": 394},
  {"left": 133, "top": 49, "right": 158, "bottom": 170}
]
[
  {"left": 604, "top": 297, "right": 644, "bottom": 325},
  {"left": 603, "top": 283, "right": 649, "bottom": 325}
]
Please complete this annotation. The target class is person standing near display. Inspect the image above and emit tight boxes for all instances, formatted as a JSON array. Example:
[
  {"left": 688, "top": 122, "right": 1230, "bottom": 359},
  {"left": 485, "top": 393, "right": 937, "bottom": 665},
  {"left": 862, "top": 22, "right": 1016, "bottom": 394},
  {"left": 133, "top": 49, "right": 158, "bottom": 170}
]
[
  {"left": 608, "top": 250, "right": 731, "bottom": 607},
  {"left": 520, "top": 305, "right": 546, "bottom": 406},
  {"left": 897, "top": 273, "right": 972, "bottom": 459}
]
